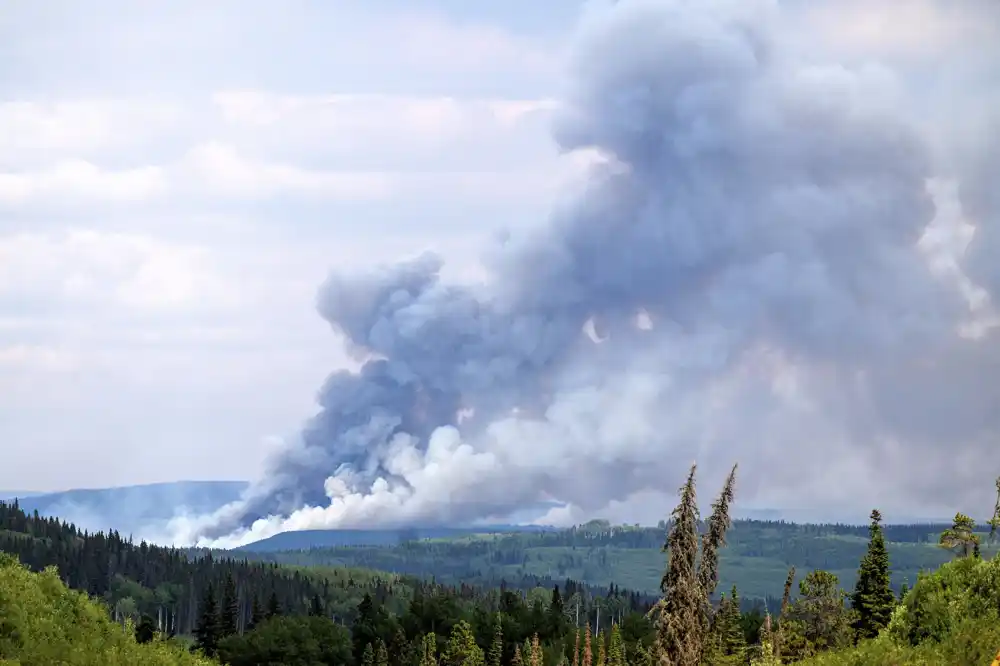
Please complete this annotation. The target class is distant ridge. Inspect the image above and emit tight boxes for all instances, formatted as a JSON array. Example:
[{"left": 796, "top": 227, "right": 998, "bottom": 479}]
[{"left": 236, "top": 524, "right": 557, "bottom": 552}]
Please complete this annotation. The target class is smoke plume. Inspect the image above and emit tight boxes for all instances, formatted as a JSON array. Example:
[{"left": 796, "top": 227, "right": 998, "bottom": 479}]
[{"left": 181, "top": 0, "right": 1000, "bottom": 547}]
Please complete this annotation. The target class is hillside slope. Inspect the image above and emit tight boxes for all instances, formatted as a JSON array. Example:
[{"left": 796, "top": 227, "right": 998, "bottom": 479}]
[{"left": 0, "top": 552, "right": 215, "bottom": 665}]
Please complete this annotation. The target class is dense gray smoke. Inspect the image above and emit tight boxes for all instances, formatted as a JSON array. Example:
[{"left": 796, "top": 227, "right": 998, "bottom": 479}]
[{"left": 183, "top": 0, "right": 1000, "bottom": 547}]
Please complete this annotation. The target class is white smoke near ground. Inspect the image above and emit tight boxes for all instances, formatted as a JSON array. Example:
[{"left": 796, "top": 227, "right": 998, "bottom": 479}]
[{"left": 172, "top": 0, "right": 1000, "bottom": 549}]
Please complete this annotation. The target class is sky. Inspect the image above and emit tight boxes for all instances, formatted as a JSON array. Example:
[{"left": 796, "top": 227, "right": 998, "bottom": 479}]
[
  {"left": 2, "top": 0, "right": 1000, "bottom": 540},
  {"left": 0, "top": 0, "right": 585, "bottom": 491}
]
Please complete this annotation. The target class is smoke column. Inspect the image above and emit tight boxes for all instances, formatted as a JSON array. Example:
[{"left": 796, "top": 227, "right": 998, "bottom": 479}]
[{"left": 182, "top": 0, "right": 1000, "bottom": 547}]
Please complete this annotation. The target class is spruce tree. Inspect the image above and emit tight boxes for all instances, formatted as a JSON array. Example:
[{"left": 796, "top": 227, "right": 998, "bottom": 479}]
[
  {"left": 582, "top": 623, "right": 593, "bottom": 666},
  {"left": 363, "top": 642, "right": 376, "bottom": 666},
  {"left": 655, "top": 463, "right": 702, "bottom": 666},
  {"left": 266, "top": 590, "right": 281, "bottom": 618},
  {"left": 377, "top": 639, "right": 390, "bottom": 666},
  {"left": 309, "top": 593, "right": 325, "bottom": 617},
  {"left": 774, "top": 566, "right": 795, "bottom": 662},
  {"left": 444, "top": 620, "right": 485, "bottom": 666},
  {"left": 135, "top": 614, "right": 156, "bottom": 644},
  {"left": 421, "top": 633, "right": 439, "bottom": 666},
  {"left": 720, "top": 586, "right": 746, "bottom": 657},
  {"left": 488, "top": 614, "right": 503, "bottom": 666},
  {"left": 193, "top": 583, "right": 220, "bottom": 657},
  {"left": 247, "top": 594, "right": 263, "bottom": 632},
  {"left": 512, "top": 645, "right": 524, "bottom": 666},
  {"left": 530, "top": 634, "right": 541, "bottom": 666},
  {"left": 596, "top": 630, "right": 606, "bottom": 666},
  {"left": 219, "top": 571, "right": 239, "bottom": 638},
  {"left": 607, "top": 625, "right": 625, "bottom": 666},
  {"left": 989, "top": 476, "right": 1000, "bottom": 542},
  {"left": 852, "top": 509, "right": 895, "bottom": 639}
]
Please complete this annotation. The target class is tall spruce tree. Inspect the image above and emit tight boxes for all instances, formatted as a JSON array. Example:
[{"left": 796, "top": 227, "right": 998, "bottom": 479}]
[
  {"left": 363, "top": 642, "right": 376, "bottom": 666},
  {"left": 193, "top": 583, "right": 221, "bottom": 657},
  {"left": 219, "top": 571, "right": 239, "bottom": 638},
  {"left": 656, "top": 463, "right": 702, "bottom": 666},
  {"left": 488, "top": 614, "right": 503, "bottom": 666},
  {"left": 696, "top": 464, "right": 737, "bottom": 663},
  {"left": 607, "top": 625, "right": 625, "bottom": 666},
  {"left": 852, "top": 509, "right": 895, "bottom": 639},
  {"left": 377, "top": 638, "right": 390, "bottom": 666}
]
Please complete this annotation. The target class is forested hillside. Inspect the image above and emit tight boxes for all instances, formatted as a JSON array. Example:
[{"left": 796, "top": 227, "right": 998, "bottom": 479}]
[{"left": 238, "top": 518, "right": 992, "bottom": 603}]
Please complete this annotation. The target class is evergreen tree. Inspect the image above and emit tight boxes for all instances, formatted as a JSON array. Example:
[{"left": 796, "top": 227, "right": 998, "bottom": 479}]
[
  {"left": 720, "top": 586, "right": 747, "bottom": 657},
  {"left": 193, "top": 583, "right": 221, "bottom": 657},
  {"left": 774, "top": 566, "right": 795, "bottom": 661},
  {"left": 421, "top": 633, "right": 439, "bottom": 666},
  {"left": 219, "top": 571, "right": 239, "bottom": 638},
  {"left": 939, "top": 512, "right": 980, "bottom": 558},
  {"left": 852, "top": 509, "right": 895, "bottom": 639},
  {"left": 377, "top": 638, "right": 390, "bottom": 666},
  {"left": 549, "top": 585, "right": 566, "bottom": 635},
  {"left": 488, "top": 614, "right": 503, "bottom": 666},
  {"left": 309, "top": 593, "right": 325, "bottom": 617},
  {"left": 571, "top": 628, "right": 579, "bottom": 666},
  {"left": 134, "top": 614, "right": 157, "bottom": 644},
  {"left": 596, "top": 630, "right": 606, "bottom": 666},
  {"left": 990, "top": 476, "right": 1000, "bottom": 543},
  {"left": 266, "top": 590, "right": 281, "bottom": 619},
  {"left": 607, "top": 625, "right": 625, "bottom": 666},
  {"left": 655, "top": 463, "right": 702, "bottom": 666},
  {"left": 247, "top": 594, "right": 263, "bottom": 632},
  {"left": 696, "top": 464, "right": 737, "bottom": 663},
  {"left": 582, "top": 623, "right": 593, "bottom": 666},
  {"left": 524, "top": 638, "right": 534, "bottom": 666},
  {"left": 363, "top": 642, "right": 376, "bottom": 666},
  {"left": 512, "top": 644, "right": 524, "bottom": 666},
  {"left": 443, "top": 620, "right": 484, "bottom": 666},
  {"left": 530, "top": 634, "right": 541, "bottom": 666}
]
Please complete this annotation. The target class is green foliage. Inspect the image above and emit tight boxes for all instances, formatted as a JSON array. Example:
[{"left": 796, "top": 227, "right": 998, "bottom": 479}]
[
  {"left": 656, "top": 463, "right": 703, "bottom": 666},
  {"left": 850, "top": 510, "right": 894, "bottom": 639},
  {"left": 938, "top": 512, "right": 980, "bottom": 558},
  {"left": 443, "top": 620, "right": 484, "bottom": 666},
  {"left": 0, "top": 552, "right": 214, "bottom": 665},
  {"left": 778, "top": 570, "right": 855, "bottom": 661},
  {"left": 216, "top": 615, "right": 352, "bottom": 666}
]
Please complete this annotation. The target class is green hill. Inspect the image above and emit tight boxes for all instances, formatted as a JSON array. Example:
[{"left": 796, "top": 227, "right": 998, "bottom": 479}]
[{"left": 239, "top": 520, "right": 994, "bottom": 605}]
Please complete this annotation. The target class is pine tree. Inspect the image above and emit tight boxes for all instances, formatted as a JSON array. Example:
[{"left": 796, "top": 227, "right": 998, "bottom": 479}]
[
  {"left": 774, "top": 566, "right": 795, "bottom": 662},
  {"left": 698, "top": 464, "right": 737, "bottom": 600},
  {"left": 488, "top": 614, "right": 503, "bottom": 666},
  {"left": 572, "top": 628, "right": 580, "bottom": 666},
  {"left": 444, "top": 620, "right": 485, "bottom": 666},
  {"left": 655, "top": 463, "right": 702, "bottom": 666},
  {"left": 309, "top": 593, "right": 325, "bottom": 617},
  {"left": 377, "top": 638, "right": 390, "bottom": 666},
  {"left": 193, "top": 583, "right": 221, "bottom": 657},
  {"left": 135, "top": 614, "right": 157, "bottom": 644},
  {"left": 421, "top": 633, "right": 439, "bottom": 666},
  {"left": 530, "top": 633, "right": 542, "bottom": 666},
  {"left": 939, "top": 512, "right": 980, "bottom": 558},
  {"left": 596, "top": 630, "right": 606, "bottom": 666},
  {"left": 266, "top": 590, "right": 281, "bottom": 618},
  {"left": 219, "top": 571, "right": 238, "bottom": 638},
  {"left": 524, "top": 638, "right": 534, "bottom": 666},
  {"left": 247, "top": 594, "right": 263, "bottom": 632},
  {"left": 989, "top": 476, "right": 1000, "bottom": 543},
  {"left": 364, "top": 642, "right": 376, "bottom": 666},
  {"left": 852, "top": 509, "right": 895, "bottom": 639},
  {"left": 607, "top": 625, "right": 625, "bottom": 666},
  {"left": 582, "top": 623, "right": 593, "bottom": 666},
  {"left": 512, "top": 645, "right": 524, "bottom": 666},
  {"left": 720, "top": 586, "right": 746, "bottom": 657}
]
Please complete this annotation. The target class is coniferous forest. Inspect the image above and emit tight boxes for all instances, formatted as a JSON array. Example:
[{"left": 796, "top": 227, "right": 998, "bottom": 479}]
[{"left": 2, "top": 466, "right": 1000, "bottom": 664}]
